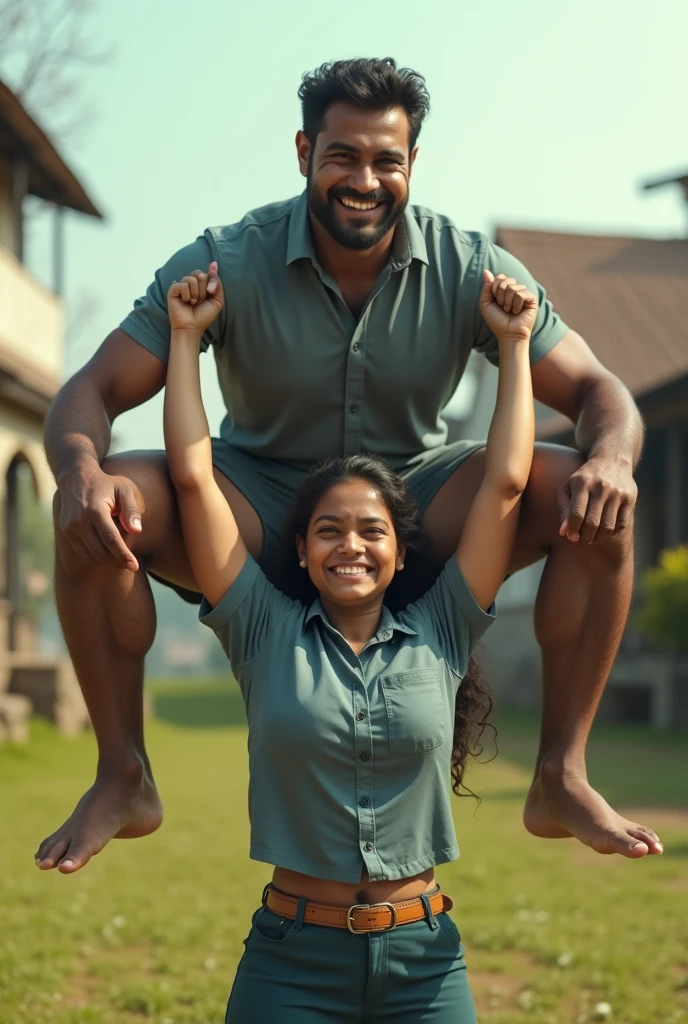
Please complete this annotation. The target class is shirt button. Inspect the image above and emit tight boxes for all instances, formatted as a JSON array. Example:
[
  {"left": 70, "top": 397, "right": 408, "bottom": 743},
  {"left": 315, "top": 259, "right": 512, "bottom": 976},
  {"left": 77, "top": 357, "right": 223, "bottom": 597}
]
[
  {"left": 350, "top": 404, "right": 358, "bottom": 414},
  {"left": 360, "top": 751, "right": 370, "bottom": 761},
  {"left": 364, "top": 842, "right": 374, "bottom": 852},
  {"left": 356, "top": 711, "right": 365, "bottom": 721},
  {"left": 359, "top": 796, "right": 370, "bottom": 808},
  {"left": 352, "top": 342, "right": 360, "bottom": 352}
]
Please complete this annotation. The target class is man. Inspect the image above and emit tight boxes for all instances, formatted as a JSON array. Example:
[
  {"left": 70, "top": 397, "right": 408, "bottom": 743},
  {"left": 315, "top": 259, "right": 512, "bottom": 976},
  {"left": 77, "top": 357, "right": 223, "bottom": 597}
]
[{"left": 36, "top": 58, "right": 661, "bottom": 873}]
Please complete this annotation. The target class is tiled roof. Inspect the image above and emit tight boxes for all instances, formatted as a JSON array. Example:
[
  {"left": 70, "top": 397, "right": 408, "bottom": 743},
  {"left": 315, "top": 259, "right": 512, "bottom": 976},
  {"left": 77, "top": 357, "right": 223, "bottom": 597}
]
[{"left": 496, "top": 227, "right": 688, "bottom": 401}]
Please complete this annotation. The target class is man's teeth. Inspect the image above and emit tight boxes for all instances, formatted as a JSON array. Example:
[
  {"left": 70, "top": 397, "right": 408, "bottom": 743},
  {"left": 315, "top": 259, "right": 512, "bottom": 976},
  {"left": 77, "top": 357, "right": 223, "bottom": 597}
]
[
  {"left": 339, "top": 197, "right": 379, "bottom": 211},
  {"left": 332, "top": 566, "right": 369, "bottom": 575}
]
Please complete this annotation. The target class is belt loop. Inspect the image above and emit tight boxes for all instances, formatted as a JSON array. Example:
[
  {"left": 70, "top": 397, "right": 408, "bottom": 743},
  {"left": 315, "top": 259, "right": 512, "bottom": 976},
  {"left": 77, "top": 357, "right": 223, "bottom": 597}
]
[
  {"left": 420, "top": 892, "right": 438, "bottom": 930},
  {"left": 293, "top": 896, "right": 307, "bottom": 932},
  {"left": 261, "top": 883, "right": 272, "bottom": 907}
]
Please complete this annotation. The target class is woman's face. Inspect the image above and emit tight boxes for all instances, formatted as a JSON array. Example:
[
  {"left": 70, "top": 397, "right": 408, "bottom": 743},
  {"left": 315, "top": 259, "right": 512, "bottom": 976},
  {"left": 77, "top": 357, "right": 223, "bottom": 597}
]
[{"left": 297, "top": 479, "right": 405, "bottom": 610}]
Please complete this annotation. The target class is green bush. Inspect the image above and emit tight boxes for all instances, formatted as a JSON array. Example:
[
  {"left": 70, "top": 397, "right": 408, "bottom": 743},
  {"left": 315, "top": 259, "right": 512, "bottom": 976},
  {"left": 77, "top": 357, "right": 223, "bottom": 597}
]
[{"left": 636, "top": 545, "right": 688, "bottom": 654}]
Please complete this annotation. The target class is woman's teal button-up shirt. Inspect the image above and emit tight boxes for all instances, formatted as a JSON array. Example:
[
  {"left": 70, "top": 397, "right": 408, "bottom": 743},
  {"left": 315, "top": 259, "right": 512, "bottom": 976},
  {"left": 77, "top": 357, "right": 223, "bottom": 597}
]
[{"left": 200, "top": 556, "right": 494, "bottom": 883}]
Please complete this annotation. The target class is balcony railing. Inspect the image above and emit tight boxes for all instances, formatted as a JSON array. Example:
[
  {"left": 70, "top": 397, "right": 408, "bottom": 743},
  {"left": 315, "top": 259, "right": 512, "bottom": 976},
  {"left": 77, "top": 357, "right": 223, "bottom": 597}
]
[{"left": 0, "top": 244, "right": 63, "bottom": 380}]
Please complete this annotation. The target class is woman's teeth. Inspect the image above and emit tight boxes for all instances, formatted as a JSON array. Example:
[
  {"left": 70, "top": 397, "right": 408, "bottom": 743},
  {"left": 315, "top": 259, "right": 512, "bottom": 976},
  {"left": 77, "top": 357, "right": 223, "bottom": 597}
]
[{"left": 331, "top": 566, "right": 370, "bottom": 575}]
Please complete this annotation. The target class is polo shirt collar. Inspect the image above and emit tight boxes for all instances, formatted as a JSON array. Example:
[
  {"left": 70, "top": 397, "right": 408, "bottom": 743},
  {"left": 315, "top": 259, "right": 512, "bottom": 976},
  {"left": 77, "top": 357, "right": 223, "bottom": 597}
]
[
  {"left": 286, "top": 191, "right": 429, "bottom": 269},
  {"left": 304, "top": 600, "right": 418, "bottom": 641}
]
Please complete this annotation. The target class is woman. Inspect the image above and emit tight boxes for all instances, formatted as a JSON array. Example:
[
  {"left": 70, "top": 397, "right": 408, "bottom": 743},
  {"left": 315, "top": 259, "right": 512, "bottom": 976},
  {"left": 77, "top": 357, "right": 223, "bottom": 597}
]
[{"left": 163, "top": 261, "right": 536, "bottom": 1023}]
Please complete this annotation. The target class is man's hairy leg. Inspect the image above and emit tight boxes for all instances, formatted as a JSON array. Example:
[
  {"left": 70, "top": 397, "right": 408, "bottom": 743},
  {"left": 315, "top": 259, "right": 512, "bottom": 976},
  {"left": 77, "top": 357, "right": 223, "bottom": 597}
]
[
  {"left": 424, "top": 444, "right": 661, "bottom": 858},
  {"left": 35, "top": 452, "right": 263, "bottom": 873}
]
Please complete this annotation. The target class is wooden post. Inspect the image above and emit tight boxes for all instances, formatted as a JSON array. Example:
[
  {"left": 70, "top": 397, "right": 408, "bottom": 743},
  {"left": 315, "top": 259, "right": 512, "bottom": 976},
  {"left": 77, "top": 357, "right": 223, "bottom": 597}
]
[
  {"left": 4, "top": 458, "right": 20, "bottom": 652},
  {"left": 11, "top": 156, "right": 28, "bottom": 264},
  {"left": 53, "top": 204, "right": 65, "bottom": 296},
  {"left": 665, "top": 426, "right": 683, "bottom": 548}
]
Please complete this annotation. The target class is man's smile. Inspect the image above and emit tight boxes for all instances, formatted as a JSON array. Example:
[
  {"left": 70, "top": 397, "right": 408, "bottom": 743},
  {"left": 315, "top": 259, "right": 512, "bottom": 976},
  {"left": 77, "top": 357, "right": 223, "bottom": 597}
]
[{"left": 336, "top": 196, "right": 384, "bottom": 212}]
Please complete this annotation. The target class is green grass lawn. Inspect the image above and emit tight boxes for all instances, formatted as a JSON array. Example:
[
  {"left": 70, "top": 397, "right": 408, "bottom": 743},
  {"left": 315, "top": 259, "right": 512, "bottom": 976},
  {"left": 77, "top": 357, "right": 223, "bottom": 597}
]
[{"left": 1, "top": 680, "right": 687, "bottom": 1024}]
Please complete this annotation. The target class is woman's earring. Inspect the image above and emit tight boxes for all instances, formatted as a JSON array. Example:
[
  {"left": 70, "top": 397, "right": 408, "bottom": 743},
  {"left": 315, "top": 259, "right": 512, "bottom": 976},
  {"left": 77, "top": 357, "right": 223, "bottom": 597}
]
[
  {"left": 397, "top": 561, "right": 404, "bottom": 570},
  {"left": 299, "top": 559, "right": 307, "bottom": 568}
]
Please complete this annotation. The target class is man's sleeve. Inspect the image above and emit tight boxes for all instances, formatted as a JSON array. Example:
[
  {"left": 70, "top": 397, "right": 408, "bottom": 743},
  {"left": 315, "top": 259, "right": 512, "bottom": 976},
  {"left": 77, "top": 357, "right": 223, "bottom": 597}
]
[
  {"left": 119, "top": 233, "right": 226, "bottom": 363},
  {"left": 473, "top": 240, "right": 569, "bottom": 366}
]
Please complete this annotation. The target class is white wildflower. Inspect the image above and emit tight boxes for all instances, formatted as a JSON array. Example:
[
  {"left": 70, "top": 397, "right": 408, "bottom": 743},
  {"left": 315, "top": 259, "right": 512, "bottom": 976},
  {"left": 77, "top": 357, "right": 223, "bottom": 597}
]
[
  {"left": 592, "top": 1003, "right": 612, "bottom": 1021},
  {"left": 556, "top": 951, "right": 573, "bottom": 967},
  {"left": 518, "top": 990, "right": 535, "bottom": 1010}
]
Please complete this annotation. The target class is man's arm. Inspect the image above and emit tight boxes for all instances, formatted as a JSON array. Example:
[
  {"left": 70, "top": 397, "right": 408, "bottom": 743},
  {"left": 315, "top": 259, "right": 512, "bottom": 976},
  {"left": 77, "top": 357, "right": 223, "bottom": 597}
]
[
  {"left": 531, "top": 328, "right": 643, "bottom": 545},
  {"left": 44, "top": 329, "right": 167, "bottom": 567}
]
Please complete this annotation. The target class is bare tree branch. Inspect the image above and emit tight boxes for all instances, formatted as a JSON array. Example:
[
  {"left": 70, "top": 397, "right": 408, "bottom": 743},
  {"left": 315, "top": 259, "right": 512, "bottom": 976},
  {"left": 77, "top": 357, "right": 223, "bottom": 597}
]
[{"left": 0, "top": 0, "right": 113, "bottom": 146}]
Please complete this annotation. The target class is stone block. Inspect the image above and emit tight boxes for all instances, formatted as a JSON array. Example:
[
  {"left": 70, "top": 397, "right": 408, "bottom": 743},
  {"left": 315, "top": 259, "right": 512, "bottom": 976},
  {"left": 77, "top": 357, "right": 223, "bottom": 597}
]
[
  {"left": 3, "top": 653, "right": 89, "bottom": 736},
  {"left": 0, "top": 691, "right": 32, "bottom": 744}
]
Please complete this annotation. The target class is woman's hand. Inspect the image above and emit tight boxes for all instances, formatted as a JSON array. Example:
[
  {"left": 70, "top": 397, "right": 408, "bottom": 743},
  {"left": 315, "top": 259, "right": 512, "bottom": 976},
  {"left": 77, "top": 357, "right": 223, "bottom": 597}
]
[
  {"left": 479, "top": 270, "right": 537, "bottom": 344},
  {"left": 167, "top": 261, "right": 225, "bottom": 335}
]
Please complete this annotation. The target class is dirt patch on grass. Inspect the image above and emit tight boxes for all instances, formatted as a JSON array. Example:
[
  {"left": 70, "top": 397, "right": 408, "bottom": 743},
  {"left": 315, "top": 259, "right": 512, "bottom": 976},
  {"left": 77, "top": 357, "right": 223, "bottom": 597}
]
[
  {"left": 469, "top": 949, "right": 538, "bottom": 1018},
  {"left": 618, "top": 806, "right": 688, "bottom": 830}
]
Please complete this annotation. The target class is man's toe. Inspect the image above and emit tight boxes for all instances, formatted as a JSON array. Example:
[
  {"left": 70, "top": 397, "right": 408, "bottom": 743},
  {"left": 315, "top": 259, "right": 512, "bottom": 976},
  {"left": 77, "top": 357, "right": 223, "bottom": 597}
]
[
  {"left": 37, "top": 836, "right": 69, "bottom": 869},
  {"left": 628, "top": 825, "right": 662, "bottom": 854},
  {"left": 57, "top": 834, "right": 97, "bottom": 873}
]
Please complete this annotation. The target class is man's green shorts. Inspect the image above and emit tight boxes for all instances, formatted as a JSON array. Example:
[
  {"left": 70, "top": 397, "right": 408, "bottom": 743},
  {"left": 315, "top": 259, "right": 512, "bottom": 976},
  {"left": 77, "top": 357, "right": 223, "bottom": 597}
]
[{"left": 153, "top": 438, "right": 485, "bottom": 603}]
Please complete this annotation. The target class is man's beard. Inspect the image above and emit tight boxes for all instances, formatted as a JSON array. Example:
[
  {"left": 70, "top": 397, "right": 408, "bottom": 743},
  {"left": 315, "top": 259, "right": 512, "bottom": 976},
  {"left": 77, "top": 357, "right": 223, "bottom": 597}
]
[{"left": 307, "top": 171, "right": 408, "bottom": 252}]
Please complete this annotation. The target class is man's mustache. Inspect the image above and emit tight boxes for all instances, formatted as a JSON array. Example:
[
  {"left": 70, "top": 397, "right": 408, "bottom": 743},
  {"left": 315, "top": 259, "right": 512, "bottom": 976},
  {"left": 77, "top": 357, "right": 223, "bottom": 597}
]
[{"left": 329, "top": 188, "right": 393, "bottom": 204}]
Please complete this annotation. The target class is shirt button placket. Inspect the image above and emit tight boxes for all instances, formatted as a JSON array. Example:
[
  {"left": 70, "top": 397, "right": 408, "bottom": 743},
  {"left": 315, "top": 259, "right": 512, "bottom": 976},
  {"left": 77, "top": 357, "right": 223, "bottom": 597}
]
[
  {"left": 353, "top": 691, "right": 376, "bottom": 871},
  {"left": 343, "top": 317, "right": 366, "bottom": 455}
]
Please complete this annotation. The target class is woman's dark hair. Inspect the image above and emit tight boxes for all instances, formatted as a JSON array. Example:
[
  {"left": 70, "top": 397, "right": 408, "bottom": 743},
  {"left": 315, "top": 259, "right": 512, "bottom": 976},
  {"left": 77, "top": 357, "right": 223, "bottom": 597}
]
[
  {"left": 298, "top": 58, "right": 430, "bottom": 151},
  {"left": 279, "top": 454, "right": 496, "bottom": 799}
]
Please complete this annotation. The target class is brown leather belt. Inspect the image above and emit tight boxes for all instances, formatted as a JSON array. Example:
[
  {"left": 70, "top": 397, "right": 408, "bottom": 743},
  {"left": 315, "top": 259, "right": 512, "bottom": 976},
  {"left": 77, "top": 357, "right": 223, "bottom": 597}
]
[{"left": 264, "top": 885, "right": 453, "bottom": 933}]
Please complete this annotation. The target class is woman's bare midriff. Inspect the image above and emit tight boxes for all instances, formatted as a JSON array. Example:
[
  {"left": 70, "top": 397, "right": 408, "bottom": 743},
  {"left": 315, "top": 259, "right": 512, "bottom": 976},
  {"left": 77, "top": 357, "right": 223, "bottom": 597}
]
[{"left": 271, "top": 866, "right": 438, "bottom": 907}]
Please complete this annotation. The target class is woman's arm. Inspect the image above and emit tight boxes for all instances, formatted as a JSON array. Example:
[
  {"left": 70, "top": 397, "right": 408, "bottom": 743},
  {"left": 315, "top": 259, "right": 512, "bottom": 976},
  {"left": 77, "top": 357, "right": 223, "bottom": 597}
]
[
  {"left": 164, "top": 264, "right": 248, "bottom": 607},
  {"left": 456, "top": 271, "right": 536, "bottom": 610}
]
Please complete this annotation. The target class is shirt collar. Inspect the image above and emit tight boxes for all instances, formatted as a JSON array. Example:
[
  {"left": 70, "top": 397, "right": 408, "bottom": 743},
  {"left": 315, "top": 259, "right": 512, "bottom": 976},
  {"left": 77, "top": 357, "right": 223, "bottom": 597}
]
[
  {"left": 286, "top": 191, "right": 429, "bottom": 270},
  {"left": 304, "top": 600, "right": 418, "bottom": 641}
]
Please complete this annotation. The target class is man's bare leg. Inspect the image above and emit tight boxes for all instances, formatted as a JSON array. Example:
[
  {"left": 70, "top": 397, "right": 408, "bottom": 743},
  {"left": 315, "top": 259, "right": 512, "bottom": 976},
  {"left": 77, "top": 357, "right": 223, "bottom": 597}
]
[
  {"left": 424, "top": 443, "right": 662, "bottom": 858},
  {"left": 35, "top": 452, "right": 263, "bottom": 873}
]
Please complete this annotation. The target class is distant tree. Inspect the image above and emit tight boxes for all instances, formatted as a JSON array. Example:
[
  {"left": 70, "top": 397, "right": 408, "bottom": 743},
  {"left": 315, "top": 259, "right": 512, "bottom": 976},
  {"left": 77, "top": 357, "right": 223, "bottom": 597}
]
[
  {"left": 0, "top": 0, "right": 112, "bottom": 145},
  {"left": 636, "top": 546, "right": 688, "bottom": 655}
]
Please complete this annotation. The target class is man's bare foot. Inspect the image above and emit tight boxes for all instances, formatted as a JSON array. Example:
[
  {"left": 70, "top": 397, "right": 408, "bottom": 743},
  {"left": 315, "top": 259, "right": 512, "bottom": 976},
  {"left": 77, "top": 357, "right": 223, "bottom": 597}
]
[
  {"left": 34, "top": 765, "right": 163, "bottom": 874},
  {"left": 524, "top": 762, "right": 663, "bottom": 858}
]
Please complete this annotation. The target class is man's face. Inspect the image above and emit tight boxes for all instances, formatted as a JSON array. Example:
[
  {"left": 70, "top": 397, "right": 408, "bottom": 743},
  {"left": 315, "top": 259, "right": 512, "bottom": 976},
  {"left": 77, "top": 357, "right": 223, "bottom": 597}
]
[{"left": 297, "top": 102, "right": 417, "bottom": 251}]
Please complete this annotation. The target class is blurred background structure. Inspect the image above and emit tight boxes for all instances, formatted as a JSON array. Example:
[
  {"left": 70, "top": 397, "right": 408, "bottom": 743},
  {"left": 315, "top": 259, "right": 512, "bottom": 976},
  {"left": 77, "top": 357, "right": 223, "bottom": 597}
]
[
  {"left": 0, "top": 77, "right": 95, "bottom": 742},
  {"left": 449, "top": 178, "right": 688, "bottom": 729}
]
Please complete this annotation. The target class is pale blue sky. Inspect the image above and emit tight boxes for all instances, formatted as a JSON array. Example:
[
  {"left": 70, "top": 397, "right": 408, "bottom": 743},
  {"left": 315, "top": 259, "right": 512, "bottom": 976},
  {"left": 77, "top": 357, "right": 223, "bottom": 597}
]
[{"left": 26, "top": 0, "right": 688, "bottom": 451}]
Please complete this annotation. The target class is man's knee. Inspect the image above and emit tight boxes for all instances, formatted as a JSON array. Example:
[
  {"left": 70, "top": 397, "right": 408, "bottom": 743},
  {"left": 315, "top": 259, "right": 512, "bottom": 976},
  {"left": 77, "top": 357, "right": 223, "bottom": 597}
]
[
  {"left": 523, "top": 444, "right": 633, "bottom": 567},
  {"left": 100, "top": 451, "right": 178, "bottom": 558}
]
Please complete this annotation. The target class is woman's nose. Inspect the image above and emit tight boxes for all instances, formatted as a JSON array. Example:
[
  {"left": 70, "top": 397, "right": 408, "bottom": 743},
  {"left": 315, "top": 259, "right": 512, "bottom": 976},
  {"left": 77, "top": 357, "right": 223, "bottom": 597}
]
[{"left": 340, "top": 531, "right": 365, "bottom": 554}]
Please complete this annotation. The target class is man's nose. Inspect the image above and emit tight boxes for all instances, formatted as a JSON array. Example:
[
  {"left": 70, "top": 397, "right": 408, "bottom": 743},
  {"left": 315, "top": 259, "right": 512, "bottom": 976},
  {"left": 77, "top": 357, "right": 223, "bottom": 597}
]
[{"left": 348, "top": 165, "right": 379, "bottom": 194}]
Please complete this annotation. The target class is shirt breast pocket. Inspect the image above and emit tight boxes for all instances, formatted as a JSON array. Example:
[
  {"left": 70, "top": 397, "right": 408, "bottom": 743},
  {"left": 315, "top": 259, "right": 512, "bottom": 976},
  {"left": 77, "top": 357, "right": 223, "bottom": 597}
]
[{"left": 381, "top": 669, "right": 445, "bottom": 754}]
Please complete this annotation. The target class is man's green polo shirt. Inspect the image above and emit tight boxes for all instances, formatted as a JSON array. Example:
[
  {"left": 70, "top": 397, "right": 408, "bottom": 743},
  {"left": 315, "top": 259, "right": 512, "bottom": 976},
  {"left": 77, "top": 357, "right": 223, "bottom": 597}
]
[{"left": 121, "top": 192, "right": 568, "bottom": 465}]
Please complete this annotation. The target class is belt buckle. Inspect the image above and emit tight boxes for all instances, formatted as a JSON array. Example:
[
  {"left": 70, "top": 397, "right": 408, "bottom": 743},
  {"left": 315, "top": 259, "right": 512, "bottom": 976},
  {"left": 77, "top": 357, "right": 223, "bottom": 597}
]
[{"left": 346, "top": 902, "right": 398, "bottom": 934}]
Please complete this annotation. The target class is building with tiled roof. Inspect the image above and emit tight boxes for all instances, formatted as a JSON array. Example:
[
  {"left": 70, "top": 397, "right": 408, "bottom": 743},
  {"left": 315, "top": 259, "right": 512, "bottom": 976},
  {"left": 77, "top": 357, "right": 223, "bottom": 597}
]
[{"left": 451, "top": 189, "right": 688, "bottom": 728}]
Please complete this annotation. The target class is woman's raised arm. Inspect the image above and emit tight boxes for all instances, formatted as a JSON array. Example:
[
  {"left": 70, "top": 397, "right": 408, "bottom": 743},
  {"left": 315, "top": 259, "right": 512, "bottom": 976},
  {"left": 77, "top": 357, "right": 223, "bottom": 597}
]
[
  {"left": 163, "top": 263, "right": 248, "bottom": 607},
  {"left": 455, "top": 270, "right": 536, "bottom": 610}
]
